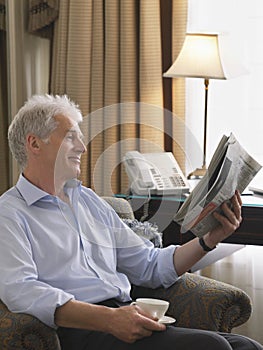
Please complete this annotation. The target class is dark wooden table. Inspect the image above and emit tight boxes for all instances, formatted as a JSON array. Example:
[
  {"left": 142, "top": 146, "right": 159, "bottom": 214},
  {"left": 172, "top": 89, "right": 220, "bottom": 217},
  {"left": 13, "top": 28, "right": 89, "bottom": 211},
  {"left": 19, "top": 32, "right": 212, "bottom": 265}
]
[{"left": 118, "top": 194, "right": 263, "bottom": 247}]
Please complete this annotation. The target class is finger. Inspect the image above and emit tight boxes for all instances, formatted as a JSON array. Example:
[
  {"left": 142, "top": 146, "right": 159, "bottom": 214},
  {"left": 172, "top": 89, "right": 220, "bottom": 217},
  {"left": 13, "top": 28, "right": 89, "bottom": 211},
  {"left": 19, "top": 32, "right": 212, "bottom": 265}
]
[
  {"left": 130, "top": 305, "right": 166, "bottom": 332},
  {"left": 213, "top": 211, "right": 240, "bottom": 234},
  {"left": 231, "top": 193, "right": 242, "bottom": 222},
  {"left": 232, "top": 190, "right": 242, "bottom": 209},
  {"left": 220, "top": 202, "right": 241, "bottom": 227},
  {"left": 231, "top": 197, "right": 242, "bottom": 220},
  {"left": 235, "top": 190, "right": 242, "bottom": 206},
  {"left": 132, "top": 306, "right": 163, "bottom": 323},
  {"left": 131, "top": 305, "right": 156, "bottom": 320}
]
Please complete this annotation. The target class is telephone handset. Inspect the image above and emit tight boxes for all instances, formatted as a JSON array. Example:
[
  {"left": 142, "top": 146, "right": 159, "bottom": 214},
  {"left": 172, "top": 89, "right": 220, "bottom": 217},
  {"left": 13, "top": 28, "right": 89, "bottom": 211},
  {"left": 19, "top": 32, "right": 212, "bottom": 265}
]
[{"left": 123, "top": 151, "right": 190, "bottom": 196}]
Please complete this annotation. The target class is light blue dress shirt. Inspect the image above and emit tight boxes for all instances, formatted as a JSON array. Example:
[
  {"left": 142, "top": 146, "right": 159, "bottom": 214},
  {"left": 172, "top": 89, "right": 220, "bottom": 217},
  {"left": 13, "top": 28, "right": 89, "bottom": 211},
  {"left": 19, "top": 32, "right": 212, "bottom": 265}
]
[{"left": 0, "top": 175, "right": 179, "bottom": 328}]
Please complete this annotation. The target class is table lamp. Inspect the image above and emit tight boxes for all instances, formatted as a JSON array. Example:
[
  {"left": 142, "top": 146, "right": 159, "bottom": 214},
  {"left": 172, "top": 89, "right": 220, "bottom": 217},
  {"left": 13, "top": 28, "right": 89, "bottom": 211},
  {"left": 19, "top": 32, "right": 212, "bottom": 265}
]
[{"left": 163, "top": 32, "right": 246, "bottom": 178}]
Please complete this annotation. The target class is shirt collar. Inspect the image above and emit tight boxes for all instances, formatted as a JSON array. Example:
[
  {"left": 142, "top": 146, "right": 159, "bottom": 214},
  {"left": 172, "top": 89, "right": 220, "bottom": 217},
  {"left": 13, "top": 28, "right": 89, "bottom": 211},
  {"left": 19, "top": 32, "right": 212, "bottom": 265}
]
[{"left": 16, "top": 174, "right": 81, "bottom": 206}]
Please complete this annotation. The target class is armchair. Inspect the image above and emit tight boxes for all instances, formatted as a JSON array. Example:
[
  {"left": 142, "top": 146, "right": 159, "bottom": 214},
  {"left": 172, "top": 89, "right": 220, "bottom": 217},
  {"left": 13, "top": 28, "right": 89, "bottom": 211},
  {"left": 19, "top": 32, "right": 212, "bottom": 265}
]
[{"left": 0, "top": 197, "right": 252, "bottom": 350}]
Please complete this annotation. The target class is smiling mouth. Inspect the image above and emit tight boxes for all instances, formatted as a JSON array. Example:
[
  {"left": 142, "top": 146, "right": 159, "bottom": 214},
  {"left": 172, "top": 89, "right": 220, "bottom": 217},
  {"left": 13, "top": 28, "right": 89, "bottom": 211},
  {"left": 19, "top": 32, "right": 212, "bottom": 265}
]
[{"left": 69, "top": 157, "right": 81, "bottom": 163}]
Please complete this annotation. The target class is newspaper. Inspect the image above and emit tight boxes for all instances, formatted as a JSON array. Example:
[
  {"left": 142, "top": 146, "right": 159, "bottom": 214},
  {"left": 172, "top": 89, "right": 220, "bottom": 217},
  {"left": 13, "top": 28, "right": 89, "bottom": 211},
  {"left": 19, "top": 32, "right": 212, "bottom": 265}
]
[{"left": 174, "top": 133, "right": 262, "bottom": 237}]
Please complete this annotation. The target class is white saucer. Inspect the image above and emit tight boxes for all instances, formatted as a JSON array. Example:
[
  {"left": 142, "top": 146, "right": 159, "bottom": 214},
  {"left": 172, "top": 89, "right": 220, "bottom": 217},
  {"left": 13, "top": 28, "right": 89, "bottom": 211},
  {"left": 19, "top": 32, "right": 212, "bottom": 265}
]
[{"left": 158, "top": 316, "right": 176, "bottom": 325}]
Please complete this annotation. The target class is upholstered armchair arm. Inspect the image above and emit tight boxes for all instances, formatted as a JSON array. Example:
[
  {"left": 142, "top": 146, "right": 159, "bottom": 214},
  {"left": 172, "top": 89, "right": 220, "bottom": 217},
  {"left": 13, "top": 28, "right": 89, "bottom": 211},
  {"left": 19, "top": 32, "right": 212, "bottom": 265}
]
[
  {"left": 0, "top": 300, "right": 60, "bottom": 350},
  {"left": 132, "top": 272, "right": 252, "bottom": 333}
]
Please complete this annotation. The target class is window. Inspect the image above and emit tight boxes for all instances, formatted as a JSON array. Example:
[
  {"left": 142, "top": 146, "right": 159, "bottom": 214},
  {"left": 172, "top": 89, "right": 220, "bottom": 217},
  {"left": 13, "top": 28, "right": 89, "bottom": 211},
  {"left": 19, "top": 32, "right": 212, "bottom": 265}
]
[{"left": 185, "top": 0, "right": 263, "bottom": 181}]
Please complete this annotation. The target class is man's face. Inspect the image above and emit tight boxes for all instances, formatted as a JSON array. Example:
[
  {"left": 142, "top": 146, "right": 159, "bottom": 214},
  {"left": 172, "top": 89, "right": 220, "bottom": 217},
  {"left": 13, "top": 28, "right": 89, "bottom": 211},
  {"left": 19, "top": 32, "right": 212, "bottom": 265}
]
[{"left": 41, "top": 115, "right": 86, "bottom": 181}]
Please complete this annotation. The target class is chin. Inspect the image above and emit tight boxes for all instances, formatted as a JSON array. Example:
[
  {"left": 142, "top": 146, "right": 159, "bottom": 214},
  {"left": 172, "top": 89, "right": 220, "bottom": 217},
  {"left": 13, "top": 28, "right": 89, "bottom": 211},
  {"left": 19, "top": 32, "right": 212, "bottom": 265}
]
[
  {"left": 62, "top": 167, "right": 81, "bottom": 181},
  {"left": 72, "top": 166, "right": 81, "bottom": 179}
]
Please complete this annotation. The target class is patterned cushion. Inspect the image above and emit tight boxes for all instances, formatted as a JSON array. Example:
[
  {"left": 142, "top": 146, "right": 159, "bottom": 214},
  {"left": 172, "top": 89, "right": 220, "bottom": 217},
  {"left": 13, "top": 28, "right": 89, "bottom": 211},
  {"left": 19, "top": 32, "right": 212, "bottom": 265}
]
[
  {"left": 122, "top": 218, "right": 163, "bottom": 247},
  {"left": 103, "top": 196, "right": 163, "bottom": 247}
]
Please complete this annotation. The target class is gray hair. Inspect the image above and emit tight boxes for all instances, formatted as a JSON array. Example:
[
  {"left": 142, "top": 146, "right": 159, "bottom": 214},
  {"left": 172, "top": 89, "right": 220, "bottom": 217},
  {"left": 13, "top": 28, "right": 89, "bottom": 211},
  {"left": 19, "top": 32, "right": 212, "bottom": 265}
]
[{"left": 8, "top": 94, "right": 83, "bottom": 171}]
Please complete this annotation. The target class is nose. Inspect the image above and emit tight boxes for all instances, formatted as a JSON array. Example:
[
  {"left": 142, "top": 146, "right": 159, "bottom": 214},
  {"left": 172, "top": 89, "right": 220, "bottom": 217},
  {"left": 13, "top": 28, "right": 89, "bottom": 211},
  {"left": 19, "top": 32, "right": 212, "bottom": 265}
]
[{"left": 75, "top": 137, "right": 87, "bottom": 154}]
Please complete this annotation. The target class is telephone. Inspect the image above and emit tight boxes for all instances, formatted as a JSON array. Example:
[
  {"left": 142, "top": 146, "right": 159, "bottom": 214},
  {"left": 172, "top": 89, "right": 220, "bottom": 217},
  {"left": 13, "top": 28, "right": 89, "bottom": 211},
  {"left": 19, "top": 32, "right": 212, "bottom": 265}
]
[{"left": 123, "top": 151, "right": 190, "bottom": 196}]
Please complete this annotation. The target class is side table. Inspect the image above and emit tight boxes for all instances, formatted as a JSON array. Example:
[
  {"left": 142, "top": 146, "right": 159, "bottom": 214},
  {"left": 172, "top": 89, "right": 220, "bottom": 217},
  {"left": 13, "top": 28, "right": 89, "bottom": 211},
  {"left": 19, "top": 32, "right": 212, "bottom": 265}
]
[{"left": 115, "top": 194, "right": 263, "bottom": 247}]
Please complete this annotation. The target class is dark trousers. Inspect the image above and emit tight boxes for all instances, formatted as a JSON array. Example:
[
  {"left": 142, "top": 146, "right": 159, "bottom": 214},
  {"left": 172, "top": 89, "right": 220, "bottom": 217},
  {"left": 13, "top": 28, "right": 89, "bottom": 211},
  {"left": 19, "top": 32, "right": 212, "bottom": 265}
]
[
  {"left": 57, "top": 326, "right": 263, "bottom": 350},
  {"left": 57, "top": 299, "right": 263, "bottom": 350}
]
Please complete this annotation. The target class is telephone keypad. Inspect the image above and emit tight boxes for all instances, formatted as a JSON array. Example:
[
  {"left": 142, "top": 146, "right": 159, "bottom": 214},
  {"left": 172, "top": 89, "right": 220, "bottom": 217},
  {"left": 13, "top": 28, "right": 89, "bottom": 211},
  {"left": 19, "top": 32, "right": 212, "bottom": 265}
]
[{"left": 152, "top": 173, "right": 186, "bottom": 190}]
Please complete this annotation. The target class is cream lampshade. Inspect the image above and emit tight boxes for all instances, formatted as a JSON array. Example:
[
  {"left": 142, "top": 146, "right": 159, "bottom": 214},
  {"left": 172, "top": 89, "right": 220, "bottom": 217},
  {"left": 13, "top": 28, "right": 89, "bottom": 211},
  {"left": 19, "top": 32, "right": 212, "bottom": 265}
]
[{"left": 164, "top": 32, "right": 247, "bottom": 178}]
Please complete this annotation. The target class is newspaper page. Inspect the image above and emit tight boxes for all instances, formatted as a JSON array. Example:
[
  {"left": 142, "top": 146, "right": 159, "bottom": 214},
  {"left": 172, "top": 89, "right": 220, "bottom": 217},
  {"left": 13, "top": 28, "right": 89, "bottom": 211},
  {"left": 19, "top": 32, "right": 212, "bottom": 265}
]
[{"left": 174, "top": 133, "right": 262, "bottom": 237}]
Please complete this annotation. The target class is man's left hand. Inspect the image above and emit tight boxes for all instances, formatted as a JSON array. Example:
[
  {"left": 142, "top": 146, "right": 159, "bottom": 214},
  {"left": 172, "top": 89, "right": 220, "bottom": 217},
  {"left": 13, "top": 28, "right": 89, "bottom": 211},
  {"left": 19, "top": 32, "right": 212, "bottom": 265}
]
[{"left": 203, "top": 190, "right": 242, "bottom": 249}]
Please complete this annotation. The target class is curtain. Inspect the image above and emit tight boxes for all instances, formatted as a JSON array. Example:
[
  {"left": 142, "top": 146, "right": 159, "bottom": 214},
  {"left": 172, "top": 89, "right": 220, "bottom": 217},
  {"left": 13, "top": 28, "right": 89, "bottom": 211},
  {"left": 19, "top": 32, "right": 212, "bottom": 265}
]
[
  {"left": 0, "top": 0, "right": 9, "bottom": 194},
  {"left": 0, "top": 0, "right": 58, "bottom": 194},
  {"left": 1, "top": 0, "right": 52, "bottom": 187},
  {"left": 171, "top": 0, "right": 188, "bottom": 171},
  {"left": 28, "top": 0, "right": 188, "bottom": 196}
]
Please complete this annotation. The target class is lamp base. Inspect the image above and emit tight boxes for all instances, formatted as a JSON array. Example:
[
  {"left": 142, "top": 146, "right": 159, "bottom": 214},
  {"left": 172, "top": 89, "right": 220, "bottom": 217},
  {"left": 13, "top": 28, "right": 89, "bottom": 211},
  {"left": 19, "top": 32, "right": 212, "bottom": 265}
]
[{"left": 187, "top": 165, "right": 207, "bottom": 179}]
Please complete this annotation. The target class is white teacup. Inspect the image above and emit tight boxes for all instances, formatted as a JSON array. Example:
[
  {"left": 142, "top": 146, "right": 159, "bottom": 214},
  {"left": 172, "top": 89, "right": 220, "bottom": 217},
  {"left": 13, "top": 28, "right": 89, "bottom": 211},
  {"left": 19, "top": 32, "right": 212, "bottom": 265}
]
[{"left": 131, "top": 298, "right": 169, "bottom": 320}]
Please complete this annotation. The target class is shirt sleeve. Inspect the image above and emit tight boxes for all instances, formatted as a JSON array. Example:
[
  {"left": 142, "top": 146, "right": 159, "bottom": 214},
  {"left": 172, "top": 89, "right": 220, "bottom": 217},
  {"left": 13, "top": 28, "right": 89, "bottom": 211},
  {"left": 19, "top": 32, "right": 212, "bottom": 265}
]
[
  {"left": 96, "top": 195, "right": 180, "bottom": 288},
  {"left": 0, "top": 210, "right": 74, "bottom": 328},
  {"left": 116, "top": 235, "right": 180, "bottom": 289}
]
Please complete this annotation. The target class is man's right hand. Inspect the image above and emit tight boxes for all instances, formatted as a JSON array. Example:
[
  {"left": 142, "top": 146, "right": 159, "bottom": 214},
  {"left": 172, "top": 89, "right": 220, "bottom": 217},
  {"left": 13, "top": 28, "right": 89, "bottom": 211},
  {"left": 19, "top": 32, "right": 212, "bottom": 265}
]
[
  {"left": 55, "top": 299, "right": 166, "bottom": 344},
  {"left": 107, "top": 304, "right": 166, "bottom": 343}
]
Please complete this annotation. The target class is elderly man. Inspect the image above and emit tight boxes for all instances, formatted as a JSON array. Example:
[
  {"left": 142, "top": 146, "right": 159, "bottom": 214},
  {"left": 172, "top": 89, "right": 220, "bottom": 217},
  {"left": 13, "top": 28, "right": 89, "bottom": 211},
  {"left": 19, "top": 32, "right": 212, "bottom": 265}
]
[{"left": 0, "top": 94, "right": 261, "bottom": 350}]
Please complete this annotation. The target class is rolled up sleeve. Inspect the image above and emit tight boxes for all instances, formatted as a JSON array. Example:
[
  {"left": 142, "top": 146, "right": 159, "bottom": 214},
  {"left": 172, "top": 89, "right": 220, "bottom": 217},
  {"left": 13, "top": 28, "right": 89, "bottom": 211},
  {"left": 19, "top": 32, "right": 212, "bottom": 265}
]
[
  {"left": 3, "top": 280, "right": 74, "bottom": 328},
  {"left": 157, "top": 245, "right": 179, "bottom": 288},
  {"left": 0, "top": 212, "right": 74, "bottom": 328}
]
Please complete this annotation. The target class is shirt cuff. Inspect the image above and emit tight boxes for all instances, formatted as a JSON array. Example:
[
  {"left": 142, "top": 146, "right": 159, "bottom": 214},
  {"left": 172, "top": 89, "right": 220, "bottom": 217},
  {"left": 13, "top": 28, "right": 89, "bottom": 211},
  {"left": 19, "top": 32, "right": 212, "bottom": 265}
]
[
  {"left": 158, "top": 245, "right": 179, "bottom": 288},
  {"left": 26, "top": 291, "right": 75, "bottom": 329}
]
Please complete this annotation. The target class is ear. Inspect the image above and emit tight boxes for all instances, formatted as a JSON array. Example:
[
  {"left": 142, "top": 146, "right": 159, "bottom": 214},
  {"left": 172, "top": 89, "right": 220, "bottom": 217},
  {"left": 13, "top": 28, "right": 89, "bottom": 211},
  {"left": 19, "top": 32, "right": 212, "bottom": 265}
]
[{"left": 26, "top": 134, "right": 41, "bottom": 154}]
